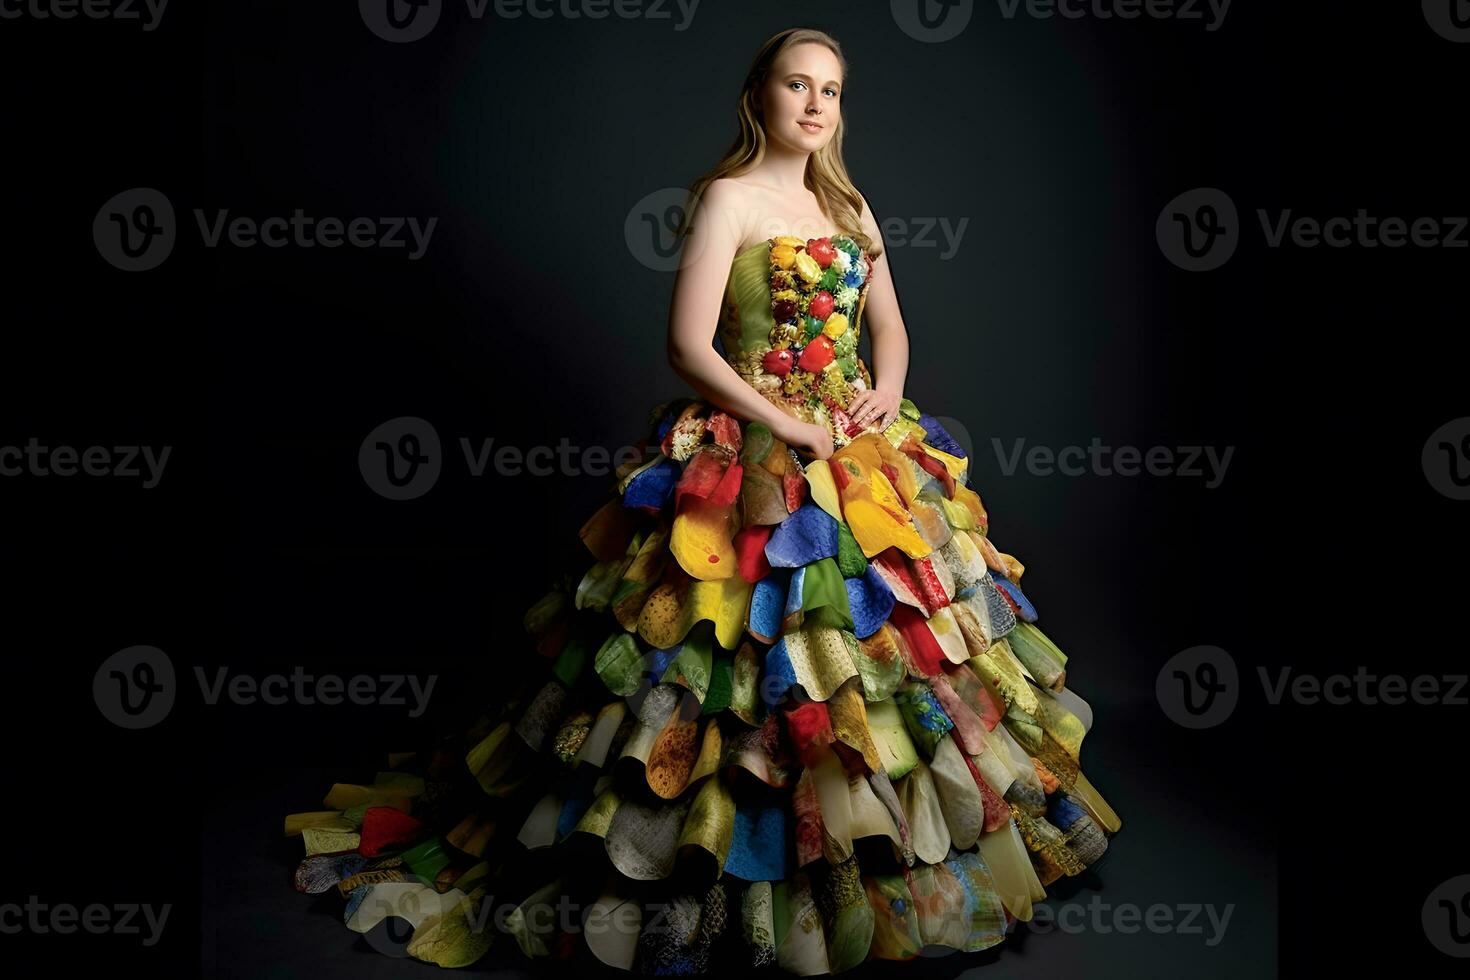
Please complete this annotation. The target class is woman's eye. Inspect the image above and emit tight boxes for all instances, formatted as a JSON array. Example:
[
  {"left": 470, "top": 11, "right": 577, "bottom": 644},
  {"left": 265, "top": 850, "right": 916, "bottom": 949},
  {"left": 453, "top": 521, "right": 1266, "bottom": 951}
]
[
  {"left": 824, "top": 88, "right": 837, "bottom": 98},
  {"left": 790, "top": 81, "right": 806, "bottom": 91}
]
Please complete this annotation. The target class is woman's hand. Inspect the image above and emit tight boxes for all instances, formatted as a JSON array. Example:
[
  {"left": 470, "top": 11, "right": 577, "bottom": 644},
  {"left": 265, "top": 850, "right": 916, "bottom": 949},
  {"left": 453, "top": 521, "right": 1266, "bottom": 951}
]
[
  {"left": 781, "top": 420, "right": 835, "bottom": 462},
  {"left": 846, "top": 388, "right": 903, "bottom": 431}
]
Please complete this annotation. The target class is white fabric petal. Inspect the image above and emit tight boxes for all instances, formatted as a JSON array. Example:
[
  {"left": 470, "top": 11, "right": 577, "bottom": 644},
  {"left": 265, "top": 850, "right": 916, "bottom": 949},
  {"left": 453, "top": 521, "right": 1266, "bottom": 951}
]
[
  {"left": 896, "top": 759, "right": 950, "bottom": 865},
  {"left": 929, "top": 735, "right": 982, "bottom": 850}
]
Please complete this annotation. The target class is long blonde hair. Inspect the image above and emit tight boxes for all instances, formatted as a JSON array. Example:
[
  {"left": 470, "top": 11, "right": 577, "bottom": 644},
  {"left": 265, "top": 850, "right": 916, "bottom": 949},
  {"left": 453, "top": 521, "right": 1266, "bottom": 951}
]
[{"left": 677, "top": 27, "right": 881, "bottom": 259}]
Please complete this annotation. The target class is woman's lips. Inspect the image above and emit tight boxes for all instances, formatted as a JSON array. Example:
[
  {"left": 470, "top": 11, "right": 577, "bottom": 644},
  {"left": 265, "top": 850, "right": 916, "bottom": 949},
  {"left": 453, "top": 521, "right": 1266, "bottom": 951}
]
[{"left": 799, "top": 121, "right": 823, "bottom": 133}]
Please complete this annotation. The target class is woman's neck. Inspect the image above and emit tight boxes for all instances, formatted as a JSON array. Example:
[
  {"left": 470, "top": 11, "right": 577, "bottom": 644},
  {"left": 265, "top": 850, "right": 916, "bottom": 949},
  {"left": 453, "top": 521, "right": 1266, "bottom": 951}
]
[{"left": 751, "top": 142, "right": 812, "bottom": 192}]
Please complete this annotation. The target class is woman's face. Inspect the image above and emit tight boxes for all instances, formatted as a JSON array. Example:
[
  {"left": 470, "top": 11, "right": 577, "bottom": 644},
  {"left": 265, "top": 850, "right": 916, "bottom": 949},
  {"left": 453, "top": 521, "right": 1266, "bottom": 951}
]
[{"left": 760, "top": 42, "right": 843, "bottom": 154}]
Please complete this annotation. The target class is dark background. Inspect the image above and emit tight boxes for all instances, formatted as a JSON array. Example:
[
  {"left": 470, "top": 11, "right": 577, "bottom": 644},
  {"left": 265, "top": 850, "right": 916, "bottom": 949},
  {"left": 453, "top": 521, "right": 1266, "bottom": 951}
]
[{"left": 2, "top": 1, "right": 1465, "bottom": 976}]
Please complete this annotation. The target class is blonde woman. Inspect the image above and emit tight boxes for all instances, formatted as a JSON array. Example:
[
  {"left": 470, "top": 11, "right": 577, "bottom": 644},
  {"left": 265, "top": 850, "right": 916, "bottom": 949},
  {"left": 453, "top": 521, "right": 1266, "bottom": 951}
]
[{"left": 285, "top": 26, "right": 1120, "bottom": 976}]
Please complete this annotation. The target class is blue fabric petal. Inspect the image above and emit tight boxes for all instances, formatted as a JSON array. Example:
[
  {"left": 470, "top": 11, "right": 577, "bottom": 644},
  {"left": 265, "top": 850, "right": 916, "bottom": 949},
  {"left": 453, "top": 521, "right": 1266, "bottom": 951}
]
[
  {"left": 725, "top": 803, "right": 789, "bottom": 881},
  {"left": 784, "top": 566, "right": 807, "bottom": 622},
  {"left": 762, "top": 638, "right": 798, "bottom": 707},
  {"left": 748, "top": 569, "right": 790, "bottom": 641},
  {"left": 764, "top": 501, "right": 839, "bottom": 568},
  {"left": 991, "top": 575, "right": 1038, "bottom": 622},
  {"left": 845, "top": 564, "right": 895, "bottom": 639},
  {"left": 622, "top": 458, "right": 679, "bottom": 512},
  {"left": 980, "top": 577, "right": 1018, "bottom": 639},
  {"left": 555, "top": 764, "right": 611, "bottom": 841},
  {"left": 918, "top": 413, "right": 966, "bottom": 459},
  {"left": 1049, "top": 794, "right": 1087, "bottom": 831},
  {"left": 648, "top": 644, "right": 680, "bottom": 679},
  {"left": 342, "top": 884, "right": 368, "bottom": 924}
]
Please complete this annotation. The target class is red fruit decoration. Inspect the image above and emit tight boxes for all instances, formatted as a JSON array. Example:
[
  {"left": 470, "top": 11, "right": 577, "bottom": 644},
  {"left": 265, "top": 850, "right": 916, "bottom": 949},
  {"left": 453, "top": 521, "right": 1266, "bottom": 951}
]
[
  {"left": 809, "top": 290, "right": 834, "bottom": 321},
  {"left": 807, "top": 237, "right": 836, "bottom": 268},
  {"left": 762, "top": 348, "right": 795, "bottom": 376},
  {"left": 834, "top": 406, "right": 863, "bottom": 437},
  {"left": 797, "top": 334, "right": 835, "bottom": 372},
  {"left": 773, "top": 298, "right": 798, "bottom": 322}
]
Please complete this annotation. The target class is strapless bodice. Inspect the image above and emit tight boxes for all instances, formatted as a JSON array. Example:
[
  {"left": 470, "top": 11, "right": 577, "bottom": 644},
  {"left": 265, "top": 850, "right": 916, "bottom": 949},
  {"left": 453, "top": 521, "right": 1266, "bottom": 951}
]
[{"left": 716, "top": 233, "right": 876, "bottom": 442}]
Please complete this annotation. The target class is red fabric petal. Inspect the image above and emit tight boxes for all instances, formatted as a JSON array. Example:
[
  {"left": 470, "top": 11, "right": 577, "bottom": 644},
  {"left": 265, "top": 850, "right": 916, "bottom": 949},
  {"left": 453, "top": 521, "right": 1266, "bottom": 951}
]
[
  {"left": 782, "top": 469, "right": 807, "bottom": 512},
  {"left": 873, "top": 549, "right": 935, "bottom": 615},
  {"left": 887, "top": 604, "right": 949, "bottom": 676},
  {"left": 674, "top": 447, "right": 742, "bottom": 508},
  {"left": 962, "top": 750, "right": 1011, "bottom": 833},
  {"left": 782, "top": 700, "right": 835, "bottom": 767},
  {"left": 358, "top": 806, "right": 423, "bottom": 857},
  {"left": 734, "top": 524, "right": 774, "bottom": 583},
  {"left": 709, "top": 460, "right": 743, "bottom": 507},
  {"left": 707, "top": 411, "right": 743, "bottom": 452},
  {"left": 898, "top": 433, "right": 956, "bottom": 499},
  {"left": 911, "top": 556, "right": 952, "bottom": 613}
]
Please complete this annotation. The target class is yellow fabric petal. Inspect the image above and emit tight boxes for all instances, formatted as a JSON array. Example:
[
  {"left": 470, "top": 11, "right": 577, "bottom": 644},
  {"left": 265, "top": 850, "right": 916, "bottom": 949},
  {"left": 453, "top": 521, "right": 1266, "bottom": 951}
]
[
  {"left": 970, "top": 636, "right": 1041, "bottom": 715},
  {"left": 637, "top": 573, "right": 751, "bottom": 650},
  {"left": 301, "top": 827, "right": 360, "bottom": 856},
  {"left": 926, "top": 606, "right": 971, "bottom": 665},
  {"left": 826, "top": 678, "right": 882, "bottom": 772},
  {"left": 920, "top": 443, "right": 969, "bottom": 482},
  {"left": 574, "top": 783, "right": 622, "bottom": 838},
  {"left": 670, "top": 497, "right": 737, "bottom": 581},
  {"left": 782, "top": 626, "right": 860, "bottom": 701},
  {"left": 937, "top": 493, "right": 980, "bottom": 531},
  {"left": 676, "top": 774, "right": 736, "bottom": 874},
  {"left": 830, "top": 441, "right": 930, "bottom": 560},
  {"left": 802, "top": 458, "right": 843, "bottom": 522}
]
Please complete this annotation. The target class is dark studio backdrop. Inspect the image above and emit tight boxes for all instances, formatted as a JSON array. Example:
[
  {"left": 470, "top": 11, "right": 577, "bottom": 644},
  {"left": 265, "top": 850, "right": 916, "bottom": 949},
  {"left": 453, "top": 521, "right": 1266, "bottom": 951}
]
[{"left": 2, "top": 1, "right": 1466, "bottom": 977}]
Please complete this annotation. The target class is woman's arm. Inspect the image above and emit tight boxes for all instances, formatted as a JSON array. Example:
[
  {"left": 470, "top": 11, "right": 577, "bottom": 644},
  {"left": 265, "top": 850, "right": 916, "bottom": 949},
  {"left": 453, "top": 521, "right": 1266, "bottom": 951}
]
[
  {"left": 846, "top": 192, "right": 911, "bottom": 430},
  {"left": 665, "top": 181, "right": 810, "bottom": 442}
]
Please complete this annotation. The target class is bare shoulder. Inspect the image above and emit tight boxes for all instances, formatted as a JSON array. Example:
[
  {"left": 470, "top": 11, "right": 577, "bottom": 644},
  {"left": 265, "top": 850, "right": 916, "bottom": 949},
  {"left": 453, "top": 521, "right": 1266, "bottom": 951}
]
[
  {"left": 693, "top": 177, "right": 769, "bottom": 250},
  {"left": 701, "top": 176, "right": 754, "bottom": 212},
  {"left": 689, "top": 178, "right": 750, "bottom": 237}
]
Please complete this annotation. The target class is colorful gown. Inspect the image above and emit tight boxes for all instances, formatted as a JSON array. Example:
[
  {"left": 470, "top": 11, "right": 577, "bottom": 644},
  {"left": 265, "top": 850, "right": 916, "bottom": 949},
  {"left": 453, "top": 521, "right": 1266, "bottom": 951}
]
[{"left": 284, "top": 232, "right": 1123, "bottom": 974}]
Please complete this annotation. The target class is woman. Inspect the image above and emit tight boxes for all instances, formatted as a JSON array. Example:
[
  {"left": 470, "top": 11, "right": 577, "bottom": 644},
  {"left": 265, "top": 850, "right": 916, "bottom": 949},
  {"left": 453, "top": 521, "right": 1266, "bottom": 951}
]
[
  {"left": 285, "top": 26, "right": 1121, "bottom": 976},
  {"left": 666, "top": 30, "right": 905, "bottom": 464}
]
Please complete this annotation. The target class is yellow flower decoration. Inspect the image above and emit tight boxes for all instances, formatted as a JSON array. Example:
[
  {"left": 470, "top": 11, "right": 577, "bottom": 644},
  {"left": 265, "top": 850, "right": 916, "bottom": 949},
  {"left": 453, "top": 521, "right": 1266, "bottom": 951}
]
[
  {"left": 794, "top": 252, "right": 822, "bottom": 284},
  {"left": 822, "top": 312, "right": 849, "bottom": 339},
  {"left": 770, "top": 244, "right": 797, "bottom": 270},
  {"left": 774, "top": 235, "right": 806, "bottom": 249},
  {"left": 772, "top": 322, "right": 802, "bottom": 348}
]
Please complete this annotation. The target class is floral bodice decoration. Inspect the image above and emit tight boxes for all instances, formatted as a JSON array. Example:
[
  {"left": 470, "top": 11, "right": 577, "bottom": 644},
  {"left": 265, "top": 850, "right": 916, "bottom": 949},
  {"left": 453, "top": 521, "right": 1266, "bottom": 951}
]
[
  {"left": 761, "top": 234, "right": 868, "bottom": 405},
  {"left": 720, "top": 233, "right": 881, "bottom": 450}
]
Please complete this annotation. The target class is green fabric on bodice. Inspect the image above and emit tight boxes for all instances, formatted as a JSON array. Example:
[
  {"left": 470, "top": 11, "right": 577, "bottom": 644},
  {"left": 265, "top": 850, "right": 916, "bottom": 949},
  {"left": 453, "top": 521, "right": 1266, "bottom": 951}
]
[{"left": 717, "top": 241, "right": 788, "bottom": 364}]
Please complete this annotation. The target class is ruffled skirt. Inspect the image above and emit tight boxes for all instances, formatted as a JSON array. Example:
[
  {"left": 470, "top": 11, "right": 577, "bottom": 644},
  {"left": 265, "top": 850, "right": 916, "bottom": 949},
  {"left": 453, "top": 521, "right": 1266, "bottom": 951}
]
[{"left": 283, "top": 395, "right": 1122, "bottom": 973}]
